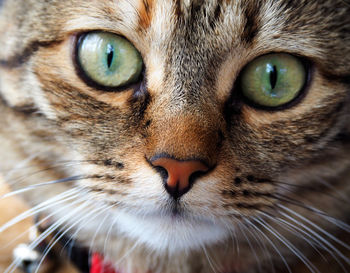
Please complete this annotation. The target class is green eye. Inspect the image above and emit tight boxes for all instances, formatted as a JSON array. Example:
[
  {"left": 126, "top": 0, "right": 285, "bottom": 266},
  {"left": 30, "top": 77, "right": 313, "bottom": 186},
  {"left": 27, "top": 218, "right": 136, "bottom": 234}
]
[
  {"left": 240, "top": 53, "right": 307, "bottom": 108},
  {"left": 77, "top": 32, "right": 143, "bottom": 89}
]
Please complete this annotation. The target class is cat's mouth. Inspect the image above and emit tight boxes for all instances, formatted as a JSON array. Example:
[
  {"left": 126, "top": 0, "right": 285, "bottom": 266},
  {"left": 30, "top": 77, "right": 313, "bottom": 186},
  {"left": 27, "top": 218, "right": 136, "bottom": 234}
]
[
  {"left": 167, "top": 200, "right": 186, "bottom": 217},
  {"left": 124, "top": 200, "right": 208, "bottom": 222},
  {"left": 112, "top": 206, "right": 229, "bottom": 253}
]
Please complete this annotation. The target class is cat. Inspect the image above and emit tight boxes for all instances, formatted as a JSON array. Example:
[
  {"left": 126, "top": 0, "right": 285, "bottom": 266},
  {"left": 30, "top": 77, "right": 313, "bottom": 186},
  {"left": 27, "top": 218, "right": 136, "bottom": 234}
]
[{"left": 0, "top": 0, "right": 350, "bottom": 272}]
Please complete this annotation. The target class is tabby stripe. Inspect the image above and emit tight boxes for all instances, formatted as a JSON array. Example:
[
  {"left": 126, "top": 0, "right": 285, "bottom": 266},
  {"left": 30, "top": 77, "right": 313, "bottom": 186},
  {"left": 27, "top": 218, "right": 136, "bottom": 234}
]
[
  {"left": 235, "top": 203, "right": 270, "bottom": 209},
  {"left": 0, "top": 39, "right": 62, "bottom": 69},
  {"left": 90, "top": 174, "right": 132, "bottom": 184},
  {"left": 321, "top": 71, "right": 350, "bottom": 86},
  {"left": 224, "top": 203, "right": 272, "bottom": 209},
  {"left": 209, "top": 2, "right": 222, "bottom": 28},
  {"left": 0, "top": 92, "right": 38, "bottom": 114},
  {"left": 0, "top": 92, "right": 9, "bottom": 108},
  {"left": 241, "top": 1, "right": 261, "bottom": 44},
  {"left": 305, "top": 99, "right": 346, "bottom": 144},
  {"left": 340, "top": 0, "right": 350, "bottom": 6},
  {"left": 138, "top": 0, "right": 153, "bottom": 29},
  {"left": 333, "top": 131, "right": 350, "bottom": 144},
  {"left": 222, "top": 190, "right": 273, "bottom": 198},
  {"left": 90, "top": 187, "right": 119, "bottom": 195},
  {"left": 280, "top": 178, "right": 345, "bottom": 198}
]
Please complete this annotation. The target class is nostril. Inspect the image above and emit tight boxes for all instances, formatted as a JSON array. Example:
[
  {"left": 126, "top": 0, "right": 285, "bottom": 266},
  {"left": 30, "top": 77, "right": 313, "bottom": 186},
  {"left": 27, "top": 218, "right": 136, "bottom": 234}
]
[
  {"left": 154, "top": 165, "right": 168, "bottom": 181},
  {"left": 188, "top": 170, "right": 207, "bottom": 185}
]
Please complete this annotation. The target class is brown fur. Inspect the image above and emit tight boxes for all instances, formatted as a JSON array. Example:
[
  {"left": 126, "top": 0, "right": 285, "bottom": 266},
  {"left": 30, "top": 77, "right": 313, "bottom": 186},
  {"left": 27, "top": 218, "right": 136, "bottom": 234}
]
[{"left": 0, "top": 0, "right": 349, "bottom": 272}]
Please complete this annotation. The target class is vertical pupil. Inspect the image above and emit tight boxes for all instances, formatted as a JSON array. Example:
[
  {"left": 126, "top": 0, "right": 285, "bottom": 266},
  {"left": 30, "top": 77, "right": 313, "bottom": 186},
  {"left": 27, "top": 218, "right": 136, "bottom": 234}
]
[
  {"left": 270, "top": 65, "right": 277, "bottom": 89},
  {"left": 106, "top": 44, "right": 114, "bottom": 68}
]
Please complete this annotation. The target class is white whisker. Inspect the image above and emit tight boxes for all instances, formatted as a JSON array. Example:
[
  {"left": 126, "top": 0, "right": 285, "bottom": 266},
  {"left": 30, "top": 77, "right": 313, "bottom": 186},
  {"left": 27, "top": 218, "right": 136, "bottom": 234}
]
[
  {"left": 275, "top": 211, "right": 348, "bottom": 272},
  {"left": 0, "top": 195, "right": 86, "bottom": 251},
  {"left": 237, "top": 222, "right": 262, "bottom": 273},
  {"left": 4, "top": 192, "right": 90, "bottom": 273},
  {"left": 114, "top": 240, "right": 140, "bottom": 268},
  {"left": 201, "top": 245, "right": 218, "bottom": 273},
  {"left": 278, "top": 205, "right": 350, "bottom": 265},
  {"left": 1, "top": 175, "right": 85, "bottom": 199},
  {"left": 255, "top": 216, "right": 320, "bottom": 273},
  {"left": 103, "top": 211, "right": 120, "bottom": 260},
  {"left": 243, "top": 219, "right": 276, "bottom": 273},
  {"left": 33, "top": 202, "right": 111, "bottom": 273},
  {"left": 0, "top": 188, "right": 80, "bottom": 233},
  {"left": 88, "top": 206, "right": 115, "bottom": 266},
  {"left": 62, "top": 203, "right": 115, "bottom": 259},
  {"left": 279, "top": 205, "right": 350, "bottom": 251},
  {"left": 246, "top": 219, "right": 292, "bottom": 273},
  {"left": 4, "top": 153, "right": 41, "bottom": 181}
]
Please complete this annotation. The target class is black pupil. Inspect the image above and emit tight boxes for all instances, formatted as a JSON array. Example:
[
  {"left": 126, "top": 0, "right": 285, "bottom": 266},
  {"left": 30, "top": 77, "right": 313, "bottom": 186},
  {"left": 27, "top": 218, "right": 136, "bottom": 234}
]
[
  {"left": 269, "top": 65, "right": 278, "bottom": 89},
  {"left": 107, "top": 44, "right": 114, "bottom": 68}
]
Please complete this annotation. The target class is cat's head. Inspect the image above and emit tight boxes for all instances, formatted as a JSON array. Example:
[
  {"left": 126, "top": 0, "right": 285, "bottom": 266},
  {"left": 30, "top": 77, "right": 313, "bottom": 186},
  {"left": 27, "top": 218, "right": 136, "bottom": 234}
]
[{"left": 0, "top": 0, "right": 350, "bottom": 261}]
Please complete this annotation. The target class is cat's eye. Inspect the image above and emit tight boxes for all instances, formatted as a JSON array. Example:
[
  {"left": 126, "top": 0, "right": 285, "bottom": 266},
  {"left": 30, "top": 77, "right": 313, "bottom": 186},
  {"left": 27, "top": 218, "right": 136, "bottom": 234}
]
[
  {"left": 240, "top": 53, "right": 307, "bottom": 108},
  {"left": 76, "top": 32, "right": 143, "bottom": 89}
]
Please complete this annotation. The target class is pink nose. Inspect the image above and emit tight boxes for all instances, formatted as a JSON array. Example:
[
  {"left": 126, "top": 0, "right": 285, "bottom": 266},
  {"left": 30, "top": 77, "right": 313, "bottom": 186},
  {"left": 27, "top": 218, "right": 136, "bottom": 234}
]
[{"left": 151, "top": 157, "right": 209, "bottom": 199}]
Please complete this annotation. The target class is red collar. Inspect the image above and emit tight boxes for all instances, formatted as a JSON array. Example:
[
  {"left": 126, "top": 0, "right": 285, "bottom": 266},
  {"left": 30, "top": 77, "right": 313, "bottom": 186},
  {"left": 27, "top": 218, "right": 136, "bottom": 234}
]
[{"left": 90, "top": 253, "right": 118, "bottom": 273}]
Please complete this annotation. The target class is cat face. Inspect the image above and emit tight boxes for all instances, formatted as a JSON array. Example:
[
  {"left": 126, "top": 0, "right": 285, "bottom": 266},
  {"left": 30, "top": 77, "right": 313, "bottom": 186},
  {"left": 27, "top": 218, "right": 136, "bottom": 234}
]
[{"left": 0, "top": 0, "right": 350, "bottom": 271}]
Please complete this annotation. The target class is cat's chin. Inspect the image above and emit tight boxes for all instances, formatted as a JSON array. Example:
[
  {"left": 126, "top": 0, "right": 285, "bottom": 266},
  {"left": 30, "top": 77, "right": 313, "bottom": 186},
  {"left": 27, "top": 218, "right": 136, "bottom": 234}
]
[{"left": 112, "top": 209, "right": 229, "bottom": 254}]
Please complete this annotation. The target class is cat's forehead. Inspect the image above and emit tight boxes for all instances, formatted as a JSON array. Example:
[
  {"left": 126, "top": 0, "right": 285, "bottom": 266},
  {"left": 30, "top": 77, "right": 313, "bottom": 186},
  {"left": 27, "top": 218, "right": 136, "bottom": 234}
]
[
  {"left": 60, "top": 0, "right": 349, "bottom": 65},
  {"left": 1, "top": 0, "right": 349, "bottom": 79},
  {"left": 4, "top": 1, "right": 349, "bottom": 52}
]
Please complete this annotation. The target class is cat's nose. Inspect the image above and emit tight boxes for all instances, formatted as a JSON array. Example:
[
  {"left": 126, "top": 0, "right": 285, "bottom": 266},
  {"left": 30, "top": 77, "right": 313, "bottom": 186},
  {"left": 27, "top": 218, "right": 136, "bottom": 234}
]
[{"left": 151, "top": 156, "right": 209, "bottom": 199}]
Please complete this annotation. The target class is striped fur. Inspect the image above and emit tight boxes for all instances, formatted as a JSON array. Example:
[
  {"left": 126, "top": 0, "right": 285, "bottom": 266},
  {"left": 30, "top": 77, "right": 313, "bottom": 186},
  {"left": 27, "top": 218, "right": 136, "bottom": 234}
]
[{"left": 0, "top": 0, "right": 350, "bottom": 272}]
